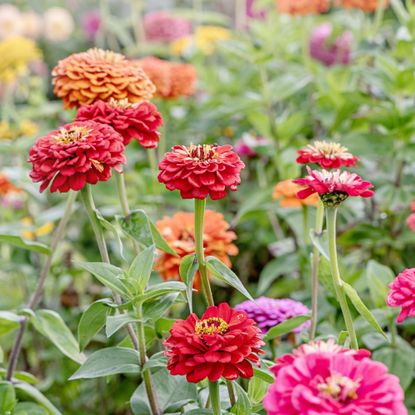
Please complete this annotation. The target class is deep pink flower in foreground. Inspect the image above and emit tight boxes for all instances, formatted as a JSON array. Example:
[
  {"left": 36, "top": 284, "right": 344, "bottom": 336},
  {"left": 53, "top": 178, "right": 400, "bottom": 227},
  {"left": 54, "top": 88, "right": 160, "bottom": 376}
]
[
  {"left": 387, "top": 268, "right": 415, "bottom": 323},
  {"left": 76, "top": 99, "right": 163, "bottom": 148},
  {"left": 158, "top": 144, "right": 245, "bottom": 200},
  {"left": 264, "top": 342, "right": 407, "bottom": 415},
  {"left": 296, "top": 140, "right": 358, "bottom": 169}
]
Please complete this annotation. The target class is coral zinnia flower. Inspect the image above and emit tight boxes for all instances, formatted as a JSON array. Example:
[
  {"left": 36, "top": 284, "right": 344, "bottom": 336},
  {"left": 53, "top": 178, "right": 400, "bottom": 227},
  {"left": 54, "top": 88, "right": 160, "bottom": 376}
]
[
  {"left": 52, "top": 48, "right": 155, "bottom": 109},
  {"left": 28, "top": 121, "right": 125, "bottom": 193},
  {"left": 340, "top": 0, "right": 390, "bottom": 12},
  {"left": 264, "top": 345, "right": 407, "bottom": 415},
  {"left": 297, "top": 141, "right": 358, "bottom": 169},
  {"left": 387, "top": 269, "right": 415, "bottom": 323},
  {"left": 273, "top": 179, "right": 319, "bottom": 208},
  {"left": 164, "top": 303, "right": 264, "bottom": 383},
  {"left": 275, "top": 0, "right": 330, "bottom": 15},
  {"left": 155, "top": 210, "right": 238, "bottom": 286},
  {"left": 235, "top": 297, "right": 310, "bottom": 334},
  {"left": 294, "top": 167, "right": 374, "bottom": 207},
  {"left": 158, "top": 144, "right": 245, "bottom": 200},
  {"left": 76, "top": 99, "right": 163, "bottom": 148}
]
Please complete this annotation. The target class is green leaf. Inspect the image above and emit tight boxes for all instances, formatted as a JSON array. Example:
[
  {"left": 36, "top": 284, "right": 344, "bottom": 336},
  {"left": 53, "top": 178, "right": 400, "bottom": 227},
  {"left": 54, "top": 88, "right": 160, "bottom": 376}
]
[
  {"left": 94, "top": 209, "right": 124, "bottom": 260},
  {"left": 77, "top": 262, "right": 128, "bottom": 298},
  {"left": 105, "top": 314, "right": 138, "bottom": 338},
  {"left": 0, "top": 235, "right": 50, "bottom": 255},
  {"left": 13, "top": 403, "right": 48, "bottom": 415},
  {"left": 365, "top": 260, "right": 394, "bottom": 308},
  {"left": 69, "top": 347, "right": 140, "bottom": 380},
  {"left": 14, "top": 383, "right": 62, "bottom": 415},
  {"left": 32, "top": 310, "right": 85, "bottom": 364},
  {"left": 231, "top": 382, "right": 252, "bottom": 415},
  {"left": 343, "top": 283, "right": 387, "bottom": 339},
  {"left": 205, "top": 256, "right": 253, "bottom": 300},
  {"left": 143, "top": 352, "right": 167, "bottom": 371},
  {"left": 0, "top": 311, "right": 22, "bottom": 335},
  {"left": 78, "top": 299, "right": 114, "bottom": 350},
  {"left": 179, "top": 254, "right": 198, "bottom": 313},
  {"left": 248, "top": 376, "right": 269, "bottom": 406},
  {"left": 137, "top": 282, "right": 186, "bottom": 304},
  {"left": 149, "top": 221, "right": 177, "bottom": 256},
  {"left": 127, "top": 245, "right": 155, "bottom": 292},
  {"left": 263, "top": 315, "right": 311, "bottom": 341},
  {"left": 310, "top": 230, "right": 329, "bottom": 260},
  {"left": 142, "top": 293, "right": 179, "bottom": 322},
  {"left": 0, "top": 381, "right": 16, "bottom": 414},
  {"left": 338, "top": 331, "right": 349, "bottom": 345},
  {"left": 252, "top": 365, "right": 275, "bottom": 384}
]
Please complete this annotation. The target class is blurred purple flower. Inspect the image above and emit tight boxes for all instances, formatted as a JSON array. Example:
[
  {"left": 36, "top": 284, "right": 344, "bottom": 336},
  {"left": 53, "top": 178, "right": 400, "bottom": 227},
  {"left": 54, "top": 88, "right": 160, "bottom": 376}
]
[
  {"left": 235, "top": 297, "right": 311, "bottom": 334},
  {"left": 81, "top": 10, "right": 101, "bottom": 41},
  {"left": 234, "top": 133, "right": 270, "bottom": 158},
  {"left": 309, "top": 23, "right": 352, "bottom": 67},
  {"left": 143, "top": 11, "right": 192, "bottom": 43},
  {"left": 246, "top": 0, "right": 267, "bottom": 19}
]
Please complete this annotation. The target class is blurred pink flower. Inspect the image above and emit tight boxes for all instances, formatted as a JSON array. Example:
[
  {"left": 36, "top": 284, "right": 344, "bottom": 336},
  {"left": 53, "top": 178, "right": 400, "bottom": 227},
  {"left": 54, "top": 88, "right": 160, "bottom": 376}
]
[
  {"left": 246, "top": 0, "right": 267, "bottom": 19},
  {"left": 81, "top": 10, "right": 101, "bottom": 41},
  {"left": 407, "top": 213, "right": 415, "bottom": 232},
  {"left": 387, "top": 268, "right": 415, "bottom": 323},
  {"left": 234, "top": 133, "right": 270, "bottom": 158},
  {"left": 143, "top": 11, "right": 192, "bottom": 43},
  {"left": 309, "top": 23, "right": 352, "bottom": 67}
]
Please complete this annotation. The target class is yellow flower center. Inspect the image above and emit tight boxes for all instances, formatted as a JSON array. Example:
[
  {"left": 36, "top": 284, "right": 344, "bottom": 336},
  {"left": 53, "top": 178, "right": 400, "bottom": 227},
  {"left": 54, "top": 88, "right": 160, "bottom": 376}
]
[
  {"left": 87, "top": 48, "right": 125, "bottom": 63},
  {"left": 318, "top": 374, "right": 360, "bottom": 402},
  {"left": 186, "top": 144, "right": 217, "bottom": 161},
  {"left": 53, "top": 126, "right": 91, "bottom": 144},
  {"left": 310, "top": 141, "right": 350, "bottom": 158},
  {"left": 195, "top": 317, "right": 229, "bottom": 337},
  {"left": 108, "top": 97, "right": 135, "bottom": 109}
]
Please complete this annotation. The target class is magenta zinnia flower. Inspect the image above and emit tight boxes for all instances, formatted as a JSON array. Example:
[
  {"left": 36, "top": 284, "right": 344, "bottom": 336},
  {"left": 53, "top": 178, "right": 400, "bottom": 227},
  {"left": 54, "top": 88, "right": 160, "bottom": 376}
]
[
  {"left": 264, "top": 342, "right": 407, "bottom": 415},
  {"left": 387, "top": 268, "right": 415, "bottom": 323},
  {"left": 235, "top": 297, "right": 310, "bottom": 334}
]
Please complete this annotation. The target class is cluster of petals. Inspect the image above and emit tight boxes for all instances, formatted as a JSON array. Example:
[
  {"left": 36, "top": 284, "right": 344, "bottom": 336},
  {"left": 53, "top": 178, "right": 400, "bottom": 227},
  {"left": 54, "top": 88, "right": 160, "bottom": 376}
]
[
  {"left": 264, "top": 341, "right": 407, "bottom": 415},
  {"left": 296, "top": 140, "right": 358, "bottom": 169},
  {"left": 387, "top": 268, "right": 415, "bottom": 323},
  {"left": 28, "top": 121, "right": 125, "bottom": 193},
  {"left": 136, "top": 56, "right": 197, "bottom": 99},
  {"left": 275, "top": 0, "right": 330, "bottom": 15},
  {"left": 164, "top": 303, "right": 264, "bottom": 383},
  {"left": 52, "top": 48, "right": 155, "bottom": 108},
  {"left": 158, "top": 144, "right": 245, "bottom": 200},
  {"left": 339, "top": 0, "right": 390, "bottom": 12},
  {"left": 76, "top": 99, "right": 163, "bottom": 148},
  {"left": 273, "top": 179, "right": 319, "bottom": 208},
  {"left": 155, "top": 210, "right": 238, "bottom": 287},
  {"left": 143, "top": 11, "right": 191, "bottom": 43}
]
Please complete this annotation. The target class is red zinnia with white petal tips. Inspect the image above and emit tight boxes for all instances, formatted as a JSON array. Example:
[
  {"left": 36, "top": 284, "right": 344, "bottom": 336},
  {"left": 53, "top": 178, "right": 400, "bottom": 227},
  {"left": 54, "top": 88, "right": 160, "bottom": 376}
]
[
  {"left": 296, "top": 140, "right": 358, "bottom": 169},
  {"left": 158, "top": 144, "right": 245, "bottom": 200},
  {"left": 29, "top": 121, "right": 125, "bottom": 193},
  {"left": 164, "top": 303, "right": 264, "bottom": 383},
  {"left": 387, "top": 269, "right": 415, "bottom": 323},
  {"left": 76, "top": 99, "right": 163, "bottom": 148}
]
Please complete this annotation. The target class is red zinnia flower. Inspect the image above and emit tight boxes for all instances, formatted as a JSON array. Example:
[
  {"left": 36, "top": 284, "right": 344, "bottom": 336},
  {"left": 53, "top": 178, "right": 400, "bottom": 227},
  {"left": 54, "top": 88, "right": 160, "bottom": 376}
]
[
  {"left": 29, "top": 121, "right": 125, "bottom": 193},
  {"left": 164, "top": 303, "right": 264, "bottom": 383},
  {"left": 76, "top": 99, "right": 163, "bottom": 148},
  {"left": 158, "top": 144, "right": 245, "bottom": 200},
  {"left": 296, "top": 141, "right": 358, "bottom": 169},
  {"left": 387, "top": 268, "right": 415, "bottom": 323}
]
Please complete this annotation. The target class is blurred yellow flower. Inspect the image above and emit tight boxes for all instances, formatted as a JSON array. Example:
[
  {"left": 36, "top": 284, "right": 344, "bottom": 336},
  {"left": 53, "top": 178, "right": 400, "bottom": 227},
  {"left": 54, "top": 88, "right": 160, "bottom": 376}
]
[
  {"left": 0, "top": 121, "right": 14, "bottom": 140},
  {"left": 21, "top": 217, "right": 54, "bottom": 240},
  {"left": 170, "top": 36, "right": 192, "bottom": 55},
  {"left": 19, "top": 120, "right": 39, "bottom": 137}
]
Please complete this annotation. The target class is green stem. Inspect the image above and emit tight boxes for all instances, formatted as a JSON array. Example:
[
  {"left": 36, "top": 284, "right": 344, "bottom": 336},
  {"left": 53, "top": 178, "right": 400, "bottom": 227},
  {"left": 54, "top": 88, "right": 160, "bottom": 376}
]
[
  {"left": 310, "top": 199, "right": 324, "bottom": 340},
  {"left": 390, "top": 321, "right": 398, "bottom": 348},
  {"left": 326, "top": 207, "right": 358, "bottom": 349},
  {"left": 268, "top": 339, "right": 276, "bottom": 361},
  {"left": 194, "top": 199, "right": 214, "bottom": 306},
  {"left": 226, "top": 381, "right": 236, "bottom": 407},
  {"left": 302, "top": 205, "right": 310, "bottom": 245},
  {"left": 209, "top": 381, "right": 221, "bottom": 415},
  {"left": 147, "top": 148, "right": 159, "bottom": 194},
  {"left": 116, "top": 173, "right": 130, "bottom": 217}
]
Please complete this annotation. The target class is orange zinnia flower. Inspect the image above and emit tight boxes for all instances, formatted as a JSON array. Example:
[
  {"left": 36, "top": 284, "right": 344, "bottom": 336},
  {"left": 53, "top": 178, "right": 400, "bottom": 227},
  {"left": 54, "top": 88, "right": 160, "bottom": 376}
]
[
  {"left": 155, "top": 210, "right": 238, "bottom": 287},
  {"left": 273, "top": 179, "right": 319, "bottom": 208},
  {"left": 52, "top": 48, "right": 156, "bottom": 109},
  {"left": 339, "top": 0, "right": 389, "bottom": 12},
  {"left": 275, "top": 0, "right": 330, "bottom": 15},
  {"left": 0, "top": 174, "right": 21, "bottom": 196}
]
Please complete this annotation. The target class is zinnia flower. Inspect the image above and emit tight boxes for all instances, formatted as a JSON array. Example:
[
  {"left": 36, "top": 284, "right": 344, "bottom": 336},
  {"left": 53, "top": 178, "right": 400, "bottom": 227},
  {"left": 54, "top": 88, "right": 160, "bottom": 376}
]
[
  {"left": 275, "top": 0, "right": 330, "bottom": 15},
  {"left": 309, "top": 24, "right": 353, "bottom": 67},
  {"left": 0, "top": 5, "right": 22, "bottom": 40},
  {"left": 76, "top": 99, "right": 163, "bottom": 148},
  {"left": 21, "top": 12, "right": 42, "bottom": 39},
  {"left": 273, "top": 179, "right": 319, "bottom": 208},
  {"left": 0, "top": 173, "right": 24, "bottom": 209},
  {"left": 155, "top": 210, "right": 238, "bottom": 287},
  {"left": 81, "top": 10, "right": 101, "bottom": 41},
  {"left": 340, "top": 0, "right": 390, "bottom": 12},
  {"left": 294, "top": 167, "right": 374, "bottom": 207},
  {"left": 387, "top": 268, "right": 415, "bottom": 323},
  {"left": 44, "top": 7, "right": 74, "bottom": 42},
  {"left": 158, "top": 144, "right": 245, "bottom": 200},
  {"left": 406, "top": 213, "right": 415, "bottom": 232},
  {"left": 28, "top": 121, "right": 125, "bottom": 193},
  {"left": 143, "top": 11, "right": 191, "bottom": 43},
  {"left": 164, "top": 303, "right": 264, "bottom": 383},
  {"left": 234, "top": 133, "right": 270, "bottom": 158},
  {"left": 264, "top": 342, "right": 407, "bottom": 415},
  {"left": 247, "top": 0, "right": 268, "bottom": 19},
  {"left": 297, "top": 140, "right": 358, "bottom": 169},
  {"left": 235, "top": 297, "right": 310, "bottom": 334},
  {"left": 52, "top": 48, "right": 155, "bottom": 109}
]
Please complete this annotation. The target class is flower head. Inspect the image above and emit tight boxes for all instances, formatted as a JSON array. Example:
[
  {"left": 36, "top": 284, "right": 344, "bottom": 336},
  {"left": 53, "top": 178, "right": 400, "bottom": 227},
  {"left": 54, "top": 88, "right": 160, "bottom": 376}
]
[
  {"left": 273, "top": 179, "right": 319, "bottom": 208},
  {"left": 21, "top": 12, "right": 42, "bottom": 39},
  {"left": 340, "top": 0, "right": 390, "bottom": 12},
  {"left": 234, "top": 133, "right": 270, "bottom": 158},
  {"left": 158, "top": 144, "right": 245, "bottom": 200},
  {"left": 247, "top": 0, "right": 268, "bottom": 19},
  {"left": 294, "top": 167, "right": 374, "bottom": 207},
  {"left": 235, "top": 297, "right": 310, "bottom": 334},
  {"left": 76, "top": 99, "right": 163, "bottom": 148},
  {"left": 387, "top": 269, "right": 415, "bottom": 323},
  {"left": 81, "top": 10, "right": 101, "bottom": 41},
  {"left": 0, "top": 5, "right": 22, "bottom": 40},
  {"left": 155, "top": 210, "right": 238, "bottom": 287},
  {"left": 264, "top": 342, "right": 407, "bottom": 415},
  {"left": 406, "top": 213, "right": 415, "bottom": 232},
  {"left": 52, "top": 48, "right": 155, "bottom": 108},
  {"left": 28, "top": 121, "right": 125, "bottom": 193},
  {"left": 275, "top": 0, "right": 330, "bottom": 15},
  {"left": 143, "top": 11, "right": 191, "bottom": 43},
  {"left": 44, "top": 7, "right": 74, "bottom": 42},
  {"left": 164, "top": 303, "right": 264, "bottom": 383},
  {"left": 309, "top": 24, "right": 353, "bottom": 67},
  {"left": 0, "top": 173, "right": 24, "bottom": 209},
  {"left": 297, "top": 140, "right": 358, "bottom": 169}
]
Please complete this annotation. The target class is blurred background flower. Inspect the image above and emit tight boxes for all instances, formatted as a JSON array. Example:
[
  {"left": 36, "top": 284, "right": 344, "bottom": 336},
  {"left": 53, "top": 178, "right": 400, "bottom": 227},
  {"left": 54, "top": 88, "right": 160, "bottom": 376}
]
[{"left": 44, "top": 7, "right": 74, "bottom": 42}]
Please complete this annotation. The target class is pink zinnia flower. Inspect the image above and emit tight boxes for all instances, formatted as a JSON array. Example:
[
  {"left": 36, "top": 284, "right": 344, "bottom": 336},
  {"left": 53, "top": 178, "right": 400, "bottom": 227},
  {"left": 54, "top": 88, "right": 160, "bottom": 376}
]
[
  {"left": 406, "top": 213, "right": 415, "bottom": 232},
  {"left": 246, "top": 0, "right": 268, "bottom": 19},
  {"left": 234, "top": 133, "right": 270, "bottom": 158},
  {"left": 387, "top": 268, "right": 415, "bottom": 323},
  {"left": 81, "top": 10, "right": 101, "bottom": 41},
  {"left": 296, "top": 140, "right": 358, "bottom": 169},
  {"left": 264, "top": 343, "right": 407, "bottom": 415},
  {"left": 309, "top": 24, "right": 352, "bottom": 67},
  {"left": 143, "top": 11, "right": 192, "bottom": 43}
]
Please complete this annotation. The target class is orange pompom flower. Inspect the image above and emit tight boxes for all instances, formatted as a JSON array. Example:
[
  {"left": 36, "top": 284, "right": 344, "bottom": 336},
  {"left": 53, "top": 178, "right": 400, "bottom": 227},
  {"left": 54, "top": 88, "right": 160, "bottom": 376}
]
[
  {"left": 339, "top": 0, "right": 389, "bottom": 12},
  {"left": 52, "top": 48, "right": 156, "bottom": 109},
  {"left": 273, "top": 179, "right": 319, "bottom": 208},
  {"left": 275, "top": 0, "right": 330, "bottom": 15},
  {"left": 155, "top": 210, "right": 238, "bottom": 287}
]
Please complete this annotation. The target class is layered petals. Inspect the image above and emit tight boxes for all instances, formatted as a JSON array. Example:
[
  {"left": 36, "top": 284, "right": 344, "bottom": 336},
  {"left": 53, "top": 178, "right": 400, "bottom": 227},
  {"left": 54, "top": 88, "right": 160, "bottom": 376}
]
[{"left": 387, "top": 268, "right": 415, "bottom": 323}]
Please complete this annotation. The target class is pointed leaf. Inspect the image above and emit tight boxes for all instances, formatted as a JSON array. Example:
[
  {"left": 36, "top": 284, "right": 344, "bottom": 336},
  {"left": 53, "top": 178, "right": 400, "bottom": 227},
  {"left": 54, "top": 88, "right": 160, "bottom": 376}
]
[
  {"left": 0, "top": 234, "right": 50, "bottom": 255},
  {"left": 231, "top": 382, "right": 252, "bottom": 415},
  {"left": 149, "top": 221, "right": 177, "bottom": 256},
  {"left": 14, "top": 383, "right": 62, "bottom": 415},
  {"left": 310, "top": 229, "right": 329, "bottom": 260},
  {"left": 137, "top": 282, "right": 186, "bottom": 304},
  {"left": 128, "top": 245, "right": 155, "bottom": 292},
  {"left": 264, "top": 315, "right": 311, "bottom": 341},
  {"left": 0, "top": 311, "right": 23, "bottom": 335},
  {"left": 105, "top": 314, "right": 138, "bottom": 338}
]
